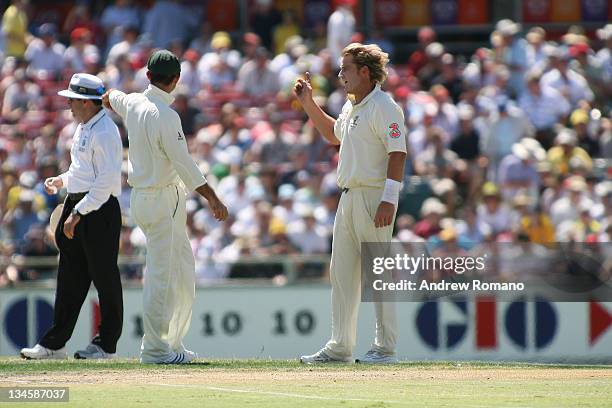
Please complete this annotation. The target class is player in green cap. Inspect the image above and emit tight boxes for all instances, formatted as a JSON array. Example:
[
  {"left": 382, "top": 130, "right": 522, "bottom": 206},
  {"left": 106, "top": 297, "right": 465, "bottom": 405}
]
[{"left": 102, "top": 49, "right": 228, "bottom": 364}]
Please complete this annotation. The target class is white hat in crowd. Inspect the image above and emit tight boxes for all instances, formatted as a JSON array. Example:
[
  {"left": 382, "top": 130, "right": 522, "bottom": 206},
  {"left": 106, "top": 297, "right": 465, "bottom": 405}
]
[{"left": 496, "top": 19, "right": 521, "bottom": 37}]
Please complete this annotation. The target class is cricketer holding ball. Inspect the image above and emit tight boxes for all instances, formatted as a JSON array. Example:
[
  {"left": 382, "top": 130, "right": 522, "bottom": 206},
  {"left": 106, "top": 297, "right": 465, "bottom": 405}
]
[
  {"left": 103, "top": 50, "right": 228, "bottom": 364},
  {"left": 294, "top": 43, "right": 407, "bottom": 364}
]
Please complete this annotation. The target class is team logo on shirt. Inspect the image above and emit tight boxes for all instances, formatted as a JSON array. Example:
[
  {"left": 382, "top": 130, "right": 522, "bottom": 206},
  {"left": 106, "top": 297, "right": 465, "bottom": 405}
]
[
  {"left": 349, "top": 115, "right": 360, "bottom": 129},
  {"left": 389, "top": 123, "right": 401, "bottom": 138},
  {"left": 177, "top": 131, "right": 184, "bottom": 141}
]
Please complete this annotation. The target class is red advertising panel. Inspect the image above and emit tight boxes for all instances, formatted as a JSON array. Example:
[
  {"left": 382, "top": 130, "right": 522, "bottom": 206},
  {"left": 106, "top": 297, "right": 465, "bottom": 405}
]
[
  {"left": 458, "top": 0, "right": 488, "bottom": 25},
  {"left": 522, "top": 0, "right": 552, "bottom": 23}
]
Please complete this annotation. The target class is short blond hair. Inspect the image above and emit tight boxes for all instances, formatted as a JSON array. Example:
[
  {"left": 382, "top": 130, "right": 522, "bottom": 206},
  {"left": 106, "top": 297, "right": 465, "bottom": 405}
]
[{"left": 341, "top": 43, "right": 389, "bottom": 84}]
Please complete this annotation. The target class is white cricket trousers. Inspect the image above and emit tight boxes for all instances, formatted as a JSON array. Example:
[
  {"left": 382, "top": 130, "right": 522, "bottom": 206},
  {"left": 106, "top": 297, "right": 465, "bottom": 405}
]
[
  {"left": 131, "top": 184, "right": 195, "bottom": 363},
  {"left": 323, "top": 187, "right": 397, "bottom": 359}
]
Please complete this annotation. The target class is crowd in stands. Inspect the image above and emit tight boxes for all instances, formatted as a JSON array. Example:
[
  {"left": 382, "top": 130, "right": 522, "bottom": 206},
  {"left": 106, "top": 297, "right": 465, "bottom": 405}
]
[{"left": 0, "top": 0, "right": 610, "bottom": 286}]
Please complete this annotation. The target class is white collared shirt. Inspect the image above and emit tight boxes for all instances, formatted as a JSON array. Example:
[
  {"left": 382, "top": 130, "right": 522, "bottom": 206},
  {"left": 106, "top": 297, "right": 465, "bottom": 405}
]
[
  {"left": 334, "top": 84, "right": 407, "bottom": 189},
  {"left": 109, "top": 85, "right": 206, "bottom": 191},
  {"left": 518, "top": 86, "right": 571, "bottom": 130},
  {"left": 541, "top": 68, "right": 594, "bottom": 107},
  {"left": 59, "top": 109, "right": 123, "bottom": 215}
]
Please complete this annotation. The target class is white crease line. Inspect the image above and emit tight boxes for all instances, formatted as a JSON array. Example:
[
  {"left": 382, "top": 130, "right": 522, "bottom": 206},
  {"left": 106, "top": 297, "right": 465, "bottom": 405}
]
[{"left": 153, "top": 383, "right": 405, "bottom": 404}]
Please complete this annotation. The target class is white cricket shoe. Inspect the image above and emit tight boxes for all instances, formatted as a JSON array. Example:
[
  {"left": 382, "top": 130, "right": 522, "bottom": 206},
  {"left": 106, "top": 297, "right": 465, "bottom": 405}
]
[
  {"left": 179, "top": 349, "right": 198, "bottom": 360},
  {"left": 74, "top": 343, "right": 117, "bottom": 359},
  {"left": 355, "top": 349, "right": 398, "bottom": 364},
  {"left": 300, "top": 349, "right": 351, "bottom": 364},
  {"left": 20, "top": 344, "right": 68, "bottom": 360},
  {"left": 156, "top": 350, "right": 197, "bottom": 364}
]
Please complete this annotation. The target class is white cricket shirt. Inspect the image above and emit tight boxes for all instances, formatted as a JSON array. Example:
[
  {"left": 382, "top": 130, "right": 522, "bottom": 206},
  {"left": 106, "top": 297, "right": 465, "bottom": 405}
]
[
  {"left": 59, "top": 109, "right": 122, "bottom": 215},
  {"left": 109, "top": 85, "right": 206, "bottom": 191},
  {"left": 334, "top": 84, "right": 407, "bottom": 189}
]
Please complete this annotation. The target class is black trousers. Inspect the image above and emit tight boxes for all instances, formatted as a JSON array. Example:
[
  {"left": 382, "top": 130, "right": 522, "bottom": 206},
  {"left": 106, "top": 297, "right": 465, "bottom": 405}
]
[{"left": 40, "top": 195, "right": 123, "bottom": 353}]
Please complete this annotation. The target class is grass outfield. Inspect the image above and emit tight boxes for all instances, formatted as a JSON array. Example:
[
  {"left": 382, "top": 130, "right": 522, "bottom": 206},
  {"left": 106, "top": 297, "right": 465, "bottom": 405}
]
[{"left": 1, "top": 359, "right": 612, "bottom": 407}]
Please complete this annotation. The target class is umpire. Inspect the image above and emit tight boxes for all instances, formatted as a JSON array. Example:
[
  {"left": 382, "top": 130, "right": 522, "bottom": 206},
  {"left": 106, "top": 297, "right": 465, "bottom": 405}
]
[{"left": 20, "top": 73, "right": 124, "bottom": 360}]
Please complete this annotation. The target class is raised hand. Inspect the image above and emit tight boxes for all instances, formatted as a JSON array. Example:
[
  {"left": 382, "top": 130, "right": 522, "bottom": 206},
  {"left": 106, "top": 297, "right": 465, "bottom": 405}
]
[{"left": 293, "top": 71, "right": 313, "bottom": 104}]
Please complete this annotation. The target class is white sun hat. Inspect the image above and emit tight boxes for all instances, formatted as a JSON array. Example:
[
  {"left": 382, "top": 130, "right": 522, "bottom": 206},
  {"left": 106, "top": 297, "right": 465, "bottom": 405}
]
[{"left": 57, "top": 73, "right": 106, "bottom": 100}]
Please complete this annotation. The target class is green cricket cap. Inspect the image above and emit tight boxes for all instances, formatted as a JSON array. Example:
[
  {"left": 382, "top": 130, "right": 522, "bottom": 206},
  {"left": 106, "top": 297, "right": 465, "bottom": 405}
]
[{"left": 147, "top": 50, "right": 181, "bottom": 76}]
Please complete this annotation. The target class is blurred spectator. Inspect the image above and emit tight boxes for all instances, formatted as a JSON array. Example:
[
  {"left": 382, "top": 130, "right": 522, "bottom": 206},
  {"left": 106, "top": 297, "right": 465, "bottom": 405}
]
[
  {"left": 495, "top": 19, "right": 528, "bottom": 97},
  {"left": 327, "top": 0, "right": 355, "bottom": 68},
  {"left": 463, "top": 47, "right": 495, "bottom": 89},
  {"left": 314, "top": 186, "right": 339, "bottom": 237},
  {"left": 273, "top": 10, "right": 300, "bottom": 56},
  {"left": 287, "top": 207, "right": 328, "bottom": 254},
  {"left": 570, "top": 43, "right": 608, "bottom": 103},
  {"left": 106, "top": 25, "right": 140, "bottom": 66},
  {"left": 450, "top": 106, "right": 485, "bottom": 201},
  {"left": 526, "top": 27, "right": 547, "bottom": 68},
  {"left": 272, "top": 184, "right": 299, "bottom": 224},
  {"left": 172, "top": 87, "right": 201, "bottom": 137},
  {"left": 143, "top": 0, "right": 198, "bottom": 49},
  {"left": 252, "top": 112, "right": 292, "bottom": 165},
  {"left": 236, "top": 46, "right": 279, "bottom": 96},
  {"left": 408, "top": 26, "right": 436, "bottom": 76},
  {"left": 483, "top": 96, "right": 534, "bottom": 176},
  {"left": 519, "top": 70, "right": 570, "bottom": 148},
  {"left": 550, "top": 175, "right": 592, "bottom": 227},
  {"left": 476, "top": 182, "right": 512, "bottom": 236},
  {"left": 498, "top": 139, "right": 543, "bottom": 201},
  {"left": 100, "top": 0, "right": 142, "bottom": 52},
  {"left": 25, "top": 23, "right": 65, "bottom": 80},
  {"left": 61, "top": 3, "right": 104, "bottom": 47},
  {"left": 570, "top": 109, "right": 600, "bottom": 157},
  {"left": 251, "top": 0, "right": 282, "bottom": 51},
  {"left": 2, "top": 0, "right": 28, "bottom": 59},
  {"left": 3, "top": 189, "right": 46, "bottom": 247},
  {"left": 570, "top": 203, "right": 601, "bottom": 241},
  {"left": 591, "top": 181, "right": 612, "bottom": 221},
  {"left": 456, "top": 206, "right": 490, "bottom": 247},
  {"left": 104, "top": 52, "right": 136, "bottom": 92},
  {"left": 198, "top": 31, "right": 241, "bottom": 88},
  {"left": 430, "top": 84, "right": 459, "bottom": 139},
  {"left": 431, "top": 53, "right": 463, "bottom": 103},
  {"left": 480, "top": 65, "right": 512, "bottom": 102},
  {"left": 517, "top": 200, "right": 555, "bottom": 245},
  {"left": 241, "top": 32, "right": 262, "bottom": 64},
  {"left": 542, "top": 50, "right": 594, "bottom": 108},
  {"left": 365, "top": 28, "right": 393, "bottom": 56},
  {"left": 2, "top": 69, "right": 40, "bottom": 122},
  {"left": 13, "top": 224, "right": 58, "bottom": 280},
  {"left": 408, "top": 103, "right": 447, "bottom": 157},
  {"left": 176, "top": 49, "right": 202, "bottom": 96},
  {"left": 418, "top": 42, "right": 444, "bottom": 89},
  {"left": 547, "top": 129, "right": 593, "bottom": 176},
  {"left": 63, "top": 28, "right": 100, "bottom": 73},
  {"left": 4, "top": 131, "right": 33, "bottom": 172},
  {"left": 413, "top": 198, "right": 445, "bottom": 239},
  {"left": 188, "top": 22, "right": 213, "bottom": 56},
  {"left": 595, "top": 25, "right": 612, "bottom": 91}
]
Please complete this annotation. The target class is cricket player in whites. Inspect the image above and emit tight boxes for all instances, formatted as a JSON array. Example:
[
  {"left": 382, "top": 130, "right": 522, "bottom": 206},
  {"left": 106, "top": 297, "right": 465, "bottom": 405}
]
[
  {"left": 103, "top": 50, "right": 228, "bottom": 364},
  {"left": 295, "top": 43, "right": 407, "bottom": 364}
]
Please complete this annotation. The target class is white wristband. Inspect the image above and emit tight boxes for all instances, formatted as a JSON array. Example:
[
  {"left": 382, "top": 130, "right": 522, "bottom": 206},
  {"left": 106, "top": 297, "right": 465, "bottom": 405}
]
[{"left": 381, "top": 178, "right": 401, "bottom": 205}]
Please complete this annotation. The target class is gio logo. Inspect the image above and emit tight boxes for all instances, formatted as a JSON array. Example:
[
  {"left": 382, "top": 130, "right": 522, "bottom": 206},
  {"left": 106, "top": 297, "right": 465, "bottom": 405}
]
[
  {"left": 590, "top": 302, "right": 612, "bottom": 346},
  {"left": 3, "top": 297, "right": 53, "bottom": 348},
  {"left": 416, "top": 297, "right": 557, "bottom": 350}
]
